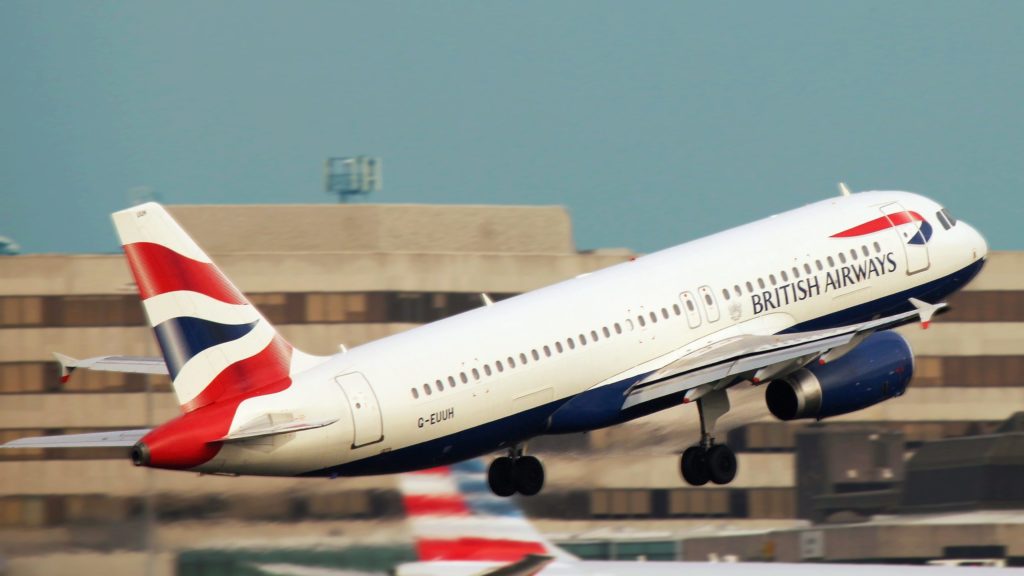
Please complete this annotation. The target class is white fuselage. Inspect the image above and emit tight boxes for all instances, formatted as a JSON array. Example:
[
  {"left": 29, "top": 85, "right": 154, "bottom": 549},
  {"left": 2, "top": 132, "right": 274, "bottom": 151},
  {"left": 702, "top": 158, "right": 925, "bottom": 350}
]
[{"left": 203, "top": 191, "right": 986, "bottom": 476}]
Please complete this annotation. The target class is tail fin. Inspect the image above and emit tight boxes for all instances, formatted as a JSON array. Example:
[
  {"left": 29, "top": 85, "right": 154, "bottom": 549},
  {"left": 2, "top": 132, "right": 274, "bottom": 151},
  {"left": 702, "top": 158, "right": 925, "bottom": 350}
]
[
  {"left": 398, "top": 459, "right": 575, "bottom": 563},
  {"left": 112, "top": 203, "right": 319, "bottom": 413}
]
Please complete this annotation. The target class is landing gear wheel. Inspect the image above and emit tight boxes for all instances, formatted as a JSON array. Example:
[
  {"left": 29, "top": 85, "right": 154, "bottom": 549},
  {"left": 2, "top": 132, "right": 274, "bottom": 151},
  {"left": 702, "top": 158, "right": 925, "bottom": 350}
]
[
  {"left": 487, "top": 456, "right": 516, "bottom": 497},
  {"left": 680, "top": 446, "right": 710, "bottom": 486},
  {"left": 513, "top": 455, "right": 545, "bottom": 496},
  {"left": 706, "top": 444, "right": 737, "bottom": 485}
]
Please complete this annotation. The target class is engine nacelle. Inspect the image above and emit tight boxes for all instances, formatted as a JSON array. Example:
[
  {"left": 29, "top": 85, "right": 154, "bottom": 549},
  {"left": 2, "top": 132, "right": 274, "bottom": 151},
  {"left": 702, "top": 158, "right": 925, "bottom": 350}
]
[{"left": 765, "top": 331, "right": 913, "bottom": 421}]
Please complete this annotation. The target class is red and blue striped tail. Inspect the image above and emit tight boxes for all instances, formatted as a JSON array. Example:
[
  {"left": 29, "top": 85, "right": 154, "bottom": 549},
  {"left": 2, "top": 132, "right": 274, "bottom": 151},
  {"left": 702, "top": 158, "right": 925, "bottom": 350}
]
[{"left": 112, "top": 203, "right": 307, "bottom": 413}]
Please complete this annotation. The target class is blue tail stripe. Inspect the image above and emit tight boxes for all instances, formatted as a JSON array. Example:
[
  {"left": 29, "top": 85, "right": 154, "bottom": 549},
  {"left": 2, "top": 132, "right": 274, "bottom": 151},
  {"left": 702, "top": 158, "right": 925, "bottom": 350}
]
[{"left": 154, "top": 317, "right": 258, "bottom": 379}]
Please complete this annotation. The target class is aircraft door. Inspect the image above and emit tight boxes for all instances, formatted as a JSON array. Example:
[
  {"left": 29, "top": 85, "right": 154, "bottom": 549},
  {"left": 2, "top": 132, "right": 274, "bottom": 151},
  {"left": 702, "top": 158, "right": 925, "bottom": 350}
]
[
  {"left": 879, "top": 203, "right": 930, "bottom": 275},
  {"left": 334, "top": 372, "right": 384, "bottom": 448},
  {"left": 697, "top": 285, "right": 720, "bottom": 322},
  {"left": 679, "top": 291, "right": 702, "bottom": 328}
]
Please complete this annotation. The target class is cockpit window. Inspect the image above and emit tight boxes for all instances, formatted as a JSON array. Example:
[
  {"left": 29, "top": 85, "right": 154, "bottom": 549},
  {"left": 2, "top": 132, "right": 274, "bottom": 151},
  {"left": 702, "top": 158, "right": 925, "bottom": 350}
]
[
  {"left": 942, "top": 208, "right": 957, "bottom": 226},
  {"left": 936, "top": 208, "right": 957, "bottom": 230}
]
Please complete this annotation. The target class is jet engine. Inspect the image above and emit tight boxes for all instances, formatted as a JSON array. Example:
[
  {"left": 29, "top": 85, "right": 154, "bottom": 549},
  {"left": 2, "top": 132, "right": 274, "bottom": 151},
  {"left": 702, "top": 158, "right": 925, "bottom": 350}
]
[{"left": 765, "top": 331, "right": 913, "bottom": 421}]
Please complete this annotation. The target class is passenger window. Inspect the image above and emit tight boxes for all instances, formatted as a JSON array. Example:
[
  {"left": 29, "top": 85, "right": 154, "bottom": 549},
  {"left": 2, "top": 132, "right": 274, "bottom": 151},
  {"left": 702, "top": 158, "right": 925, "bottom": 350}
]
[
  {"left": 614, "top": 323, "right": 622, "bottom": 334},
  {"left": 850, "top": 249, "right": 857, "bottom": 261},
  {"left": 460, "top": 372, "right": 468, "bottom": 384},
  {"left": 862, "top": 245, "right": 870, "bottom": 257},
  {"left": 791, "top": 267, "right": 799, "bottom": 279},
  {"left": 544, "top": 345, "right": 552, "bottom": 357},
  {"left": 579, "top": 333, "right": 588, "bottom": 345},
  {"left": 838, "top": 252, "right": 846, "bottom": 264},
  {"left": 424, "top": 383, "right": 433, "bottom": 396},
  {"left": 472, "top": 368, "right": 480, "bottom": 380},
  {"left": 568, "top": 338, "right": 576, "bottom": 349},
  {"left": 827, "top": 256, "right": 835, "bottom": 267},
  {"left": 519, "top": 352, "right": 528, "bottom": 364},
  {"left": 496, "top": 360, "right": 504, "bottom": 372},
  {"left": 721, "top": 289, "right": 730, "bottom": 300},
  {"left": 602, "top": 327, "right": 610, "bottom": 338},
  {"left": 591, "top": 329, "right": 599, "bottom": 341},
  {"left": 873, "top": 242, "right": 882, "bottom": 253},
  {"left": 816, "top": 260, "right": 823, "bottom": 271},
  {"left": 685, "top": 300, "right": 695, "bottom": 312},
  {"left": 780, "top": 270, "right": 788, "bottom": 282},
  {"left": 556, "top": 341, "right": 564, "bottom": 353},
  {"left": 484, "top": 365, "right": 492, "bottom": 376},
  {"left": 649, "top": 312, "right": 657, "bottom": 323},
  {"left": 746, "top": 281, "right": 754, "bottom": 292},
  {"left": 436, "top": 379, "right": 445, "bottom": 391},
  {"left": 508, "top": 356, "right": 516, "bottom": 368},
  {"left": 532, "top": 349, "right": 540, "bottom": 361},
  {"left": 448, "top": 376, "right": 456, "bottom": 387},
  {"left": 757, "top": 278, "right": 765, "bottom": 289},
  {"left": 734, "top": 285, "right": 742, "bottom": 297},
  {"left": 411, "top": 388, "right": 419, "bottom": 399},
  {"left": 804, "top": 263, "right": 812, "bottom": 274},
  {"left": 637, "top": 315, "right": 646, "bottom": 327},
  {"left": 661, "top": 308, "right": 669, "bottom": 319},
  {"left": 625, "top": 318, "right": 634, "bottom": 331},
  {"left": 769, "top": 274, "right": 777, "bottom": 286}
]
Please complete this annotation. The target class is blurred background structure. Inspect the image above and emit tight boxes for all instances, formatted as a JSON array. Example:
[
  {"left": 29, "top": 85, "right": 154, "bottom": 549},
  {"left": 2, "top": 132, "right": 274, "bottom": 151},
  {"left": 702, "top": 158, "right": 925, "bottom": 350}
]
[{"left": 0, "top": 203, "right": 1022, "bottom": 574}]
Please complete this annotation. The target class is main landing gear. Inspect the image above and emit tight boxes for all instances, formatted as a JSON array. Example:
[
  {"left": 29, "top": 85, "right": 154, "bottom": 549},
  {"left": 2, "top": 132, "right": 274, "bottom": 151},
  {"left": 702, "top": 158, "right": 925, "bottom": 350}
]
[
  {"left": 680, "top": 388, "right": 738, "bottom": 486},
  {"left": 487, "top": 446, "right": 544, "bottom": 497}
]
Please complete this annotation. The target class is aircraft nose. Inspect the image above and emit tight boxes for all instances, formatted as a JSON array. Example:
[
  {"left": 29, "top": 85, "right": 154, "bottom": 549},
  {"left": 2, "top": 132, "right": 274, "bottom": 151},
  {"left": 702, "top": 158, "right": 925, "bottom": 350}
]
[{"left": 965, "top": 222, "right": 988, "bottom": 262}]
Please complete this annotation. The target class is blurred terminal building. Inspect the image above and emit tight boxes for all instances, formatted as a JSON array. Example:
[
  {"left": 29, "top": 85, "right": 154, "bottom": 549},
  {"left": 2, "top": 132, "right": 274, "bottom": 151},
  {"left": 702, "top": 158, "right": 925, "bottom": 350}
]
[{"left": 1, "top": 203, "right": 1024, "bottom": 575}]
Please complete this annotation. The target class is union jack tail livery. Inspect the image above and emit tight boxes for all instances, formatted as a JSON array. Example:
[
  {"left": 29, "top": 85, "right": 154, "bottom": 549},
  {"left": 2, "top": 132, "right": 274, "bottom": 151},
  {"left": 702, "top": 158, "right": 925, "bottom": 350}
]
[{"left": 112, "top": 203, "right": 316, "bottom": 413}]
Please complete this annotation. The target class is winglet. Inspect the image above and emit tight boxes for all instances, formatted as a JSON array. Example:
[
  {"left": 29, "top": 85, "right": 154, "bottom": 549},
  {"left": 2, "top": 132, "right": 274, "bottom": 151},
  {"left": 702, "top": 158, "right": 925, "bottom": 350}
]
[
  {"left": 53, "top": 352, "right": 78, "bottom": 383},
  {"left": 838, "top": 182, "right": 852, "bottom": 197},
  {"left": 481, "top": 293, "right": 495, "bottom": 307},
  {"left": 909, "top": 297, "right": 946, "bottom": 329}
]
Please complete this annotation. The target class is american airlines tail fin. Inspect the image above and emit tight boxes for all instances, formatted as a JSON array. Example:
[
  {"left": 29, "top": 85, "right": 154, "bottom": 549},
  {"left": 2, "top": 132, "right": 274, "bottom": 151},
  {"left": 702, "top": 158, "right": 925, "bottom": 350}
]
[
  {"left": 398, "top": 460, "right": 574, "bottom": 565},
  {"left": 111, "top": 203, "right": 321, "bottom": 413}
]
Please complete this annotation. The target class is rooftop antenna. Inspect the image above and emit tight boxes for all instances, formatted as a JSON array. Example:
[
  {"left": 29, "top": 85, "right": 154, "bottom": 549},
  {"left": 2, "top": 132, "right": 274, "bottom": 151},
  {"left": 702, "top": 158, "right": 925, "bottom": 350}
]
[{"left": 325, "top": 156, "right": 382, "bottom": 203}]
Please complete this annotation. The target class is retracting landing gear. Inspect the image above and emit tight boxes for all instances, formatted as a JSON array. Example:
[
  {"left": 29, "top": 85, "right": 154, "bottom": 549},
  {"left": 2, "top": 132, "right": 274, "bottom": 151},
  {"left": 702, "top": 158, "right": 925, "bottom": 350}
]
[
  {"left": 487, "top": 445, "right": 544, "bottom": 497},
  {"left": 680, "top": 388, "right": 737, "bottom": 486}
]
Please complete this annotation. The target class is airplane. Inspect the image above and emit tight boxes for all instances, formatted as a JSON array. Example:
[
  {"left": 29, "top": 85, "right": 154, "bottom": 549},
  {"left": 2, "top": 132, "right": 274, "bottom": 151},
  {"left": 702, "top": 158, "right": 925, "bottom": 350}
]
[
  {"left": 3, "top": 186, "right": 987, "bottom": 498},
  {"left": 255, "top": 459, "right": 1017, "bottom": 576}
]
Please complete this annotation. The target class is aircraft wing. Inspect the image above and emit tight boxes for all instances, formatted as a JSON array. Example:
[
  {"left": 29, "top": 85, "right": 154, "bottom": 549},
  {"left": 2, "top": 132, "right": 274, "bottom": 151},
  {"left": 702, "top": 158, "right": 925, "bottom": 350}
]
[
  {"left": 1, "top": 429, "right": 149, "bottom": 449},
  {"left": 54, "top": 352, "right": 167, "bottom": 382},
  {"left": 623, "top": 301, "right": 943, "bottom": 410}
]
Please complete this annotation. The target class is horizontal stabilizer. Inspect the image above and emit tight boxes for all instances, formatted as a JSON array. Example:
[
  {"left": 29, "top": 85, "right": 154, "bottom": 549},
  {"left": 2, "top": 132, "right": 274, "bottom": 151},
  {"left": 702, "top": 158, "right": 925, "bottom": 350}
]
[
  {"left": 219, "top": 414, "right": 338, "bottom": 442},
  {"left": 2, "top": 429, "right": 149, "bottom": 449},
  {"left": 54, "top": 352, "right": 168, "bottom": 383}
]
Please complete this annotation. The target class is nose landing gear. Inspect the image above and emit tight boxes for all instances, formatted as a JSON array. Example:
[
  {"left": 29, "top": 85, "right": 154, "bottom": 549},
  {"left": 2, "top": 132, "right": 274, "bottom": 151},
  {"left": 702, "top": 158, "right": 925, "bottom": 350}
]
[
  {"left": 680, "top": 388, "right": 738, "bottom": 486},
  {"left": 487, "top": 446, "right": 544, "bottom": 497}
]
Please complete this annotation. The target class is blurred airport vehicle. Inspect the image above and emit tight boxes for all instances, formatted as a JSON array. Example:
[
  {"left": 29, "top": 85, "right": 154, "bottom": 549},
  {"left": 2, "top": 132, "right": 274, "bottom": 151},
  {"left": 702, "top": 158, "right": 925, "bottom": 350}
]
[
  {"left": 0, "top": 236, "right": 20, "bottom": 255},
  {"left": 3, "top": 188, "right": 987, "bottom": 500}
]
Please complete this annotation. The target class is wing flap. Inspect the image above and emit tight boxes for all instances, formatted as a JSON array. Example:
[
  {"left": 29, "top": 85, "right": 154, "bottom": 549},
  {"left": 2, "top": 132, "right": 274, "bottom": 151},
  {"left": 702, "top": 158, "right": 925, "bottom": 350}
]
[{"left": 2, "top": 429, "right": 149, "bottom": 449}]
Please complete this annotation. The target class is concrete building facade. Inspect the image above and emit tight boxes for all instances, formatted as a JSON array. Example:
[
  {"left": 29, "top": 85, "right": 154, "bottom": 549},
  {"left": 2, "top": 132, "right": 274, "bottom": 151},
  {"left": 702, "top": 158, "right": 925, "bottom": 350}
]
[{"left": 1, "top": 203, "right": 1022, "bottom": 573}]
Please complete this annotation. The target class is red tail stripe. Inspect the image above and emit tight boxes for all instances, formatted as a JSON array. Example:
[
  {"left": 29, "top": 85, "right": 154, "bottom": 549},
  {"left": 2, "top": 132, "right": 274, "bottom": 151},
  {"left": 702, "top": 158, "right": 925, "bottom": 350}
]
[
  {"left": 831, "top": 211, "right": 923, "bottom": 238},
  {"left": 122, "top": 242, "right": 247, "bottom": 304},
  {"left": 180, "top": 335, "right": 292, "bottom": 413},
  {"left": 402, "top": 495, "right": 469, "bottom": 516},
  {"left": 416, "top": 538, "right": 547, "bottom": 562}
]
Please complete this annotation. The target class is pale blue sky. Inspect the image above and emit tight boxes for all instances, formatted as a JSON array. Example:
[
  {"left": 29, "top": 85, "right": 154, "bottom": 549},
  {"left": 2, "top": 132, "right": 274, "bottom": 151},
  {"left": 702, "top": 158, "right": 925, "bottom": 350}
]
[{"left": 1, "top": 1, "right": 1021, "bottom": 254}]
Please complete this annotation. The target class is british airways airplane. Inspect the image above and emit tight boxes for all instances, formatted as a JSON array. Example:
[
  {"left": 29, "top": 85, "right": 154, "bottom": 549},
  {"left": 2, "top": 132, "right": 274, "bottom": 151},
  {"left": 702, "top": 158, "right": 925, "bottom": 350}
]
[{"left": 4, "top": 187, "right": 987, "bottom": 498}]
